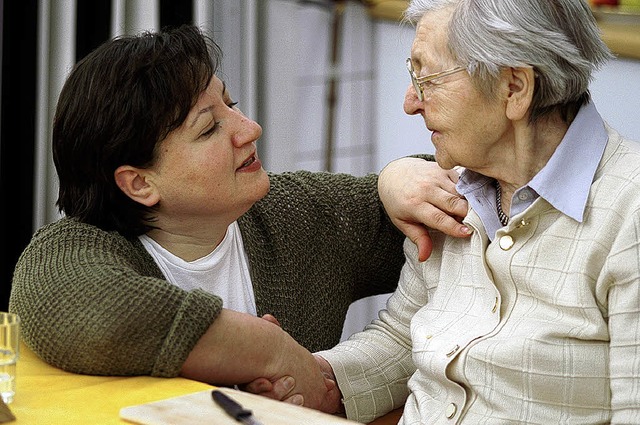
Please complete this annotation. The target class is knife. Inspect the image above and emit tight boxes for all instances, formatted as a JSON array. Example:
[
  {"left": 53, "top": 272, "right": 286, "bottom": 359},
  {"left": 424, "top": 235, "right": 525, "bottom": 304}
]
[{"left": 211, "top": 389, "right": 265, "bottom": 425}]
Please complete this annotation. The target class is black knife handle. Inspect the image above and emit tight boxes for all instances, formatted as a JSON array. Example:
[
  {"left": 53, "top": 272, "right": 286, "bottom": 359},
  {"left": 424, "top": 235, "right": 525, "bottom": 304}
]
[{"left": 212, "top": 390, "right": 252, "bottom": 419}]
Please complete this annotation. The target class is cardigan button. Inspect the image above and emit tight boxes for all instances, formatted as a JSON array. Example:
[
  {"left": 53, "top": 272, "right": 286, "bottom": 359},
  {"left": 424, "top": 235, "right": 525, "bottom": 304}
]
[
  {"left": 499, "top": 235, "right": 514, "bottom": 250},
  {"left": 445, "top": 402, "right": 457, "bottom": 418}
]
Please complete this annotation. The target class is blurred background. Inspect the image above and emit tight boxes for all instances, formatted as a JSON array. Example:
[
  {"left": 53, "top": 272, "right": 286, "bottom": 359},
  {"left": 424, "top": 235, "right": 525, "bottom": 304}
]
[{"left": 1, "top": 0, "right": 639, "bottom": 340}]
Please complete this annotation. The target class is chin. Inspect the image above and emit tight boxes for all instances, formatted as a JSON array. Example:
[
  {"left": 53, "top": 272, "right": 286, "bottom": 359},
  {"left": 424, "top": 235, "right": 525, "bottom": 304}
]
[
  {"left": 434, "top": 151, "right": 455, "bottom": 170},
  {"left": 254, "top": 173, "right": 271, "bottom": 199}
]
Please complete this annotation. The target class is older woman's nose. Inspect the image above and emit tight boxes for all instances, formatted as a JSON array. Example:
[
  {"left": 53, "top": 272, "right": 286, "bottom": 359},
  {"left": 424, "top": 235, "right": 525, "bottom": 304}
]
[{"left": 403, "top": 83, "right": 422, "bottom": 116}]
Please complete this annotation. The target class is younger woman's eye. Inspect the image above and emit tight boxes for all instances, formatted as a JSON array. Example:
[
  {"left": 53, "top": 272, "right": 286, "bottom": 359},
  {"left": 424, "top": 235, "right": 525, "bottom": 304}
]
[{"left": 201, "top": 122, "right": 220, "bottom": 137}]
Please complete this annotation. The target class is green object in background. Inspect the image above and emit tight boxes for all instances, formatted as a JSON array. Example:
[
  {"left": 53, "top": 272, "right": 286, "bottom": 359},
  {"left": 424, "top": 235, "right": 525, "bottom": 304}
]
[{"left": 619, "top": 0, "right": 640, "bottom": 9}]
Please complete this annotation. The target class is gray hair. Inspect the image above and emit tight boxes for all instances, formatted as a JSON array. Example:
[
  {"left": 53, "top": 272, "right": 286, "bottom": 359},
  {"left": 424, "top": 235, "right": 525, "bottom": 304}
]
[{"left": 404, "top": 0, "right": 613, "bottom": 123}]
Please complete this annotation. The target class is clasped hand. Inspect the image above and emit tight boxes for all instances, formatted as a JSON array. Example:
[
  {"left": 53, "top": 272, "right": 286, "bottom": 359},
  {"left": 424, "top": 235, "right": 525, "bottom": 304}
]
[{"left": 242, "top": 314, "right": 343, "bottom": 414}]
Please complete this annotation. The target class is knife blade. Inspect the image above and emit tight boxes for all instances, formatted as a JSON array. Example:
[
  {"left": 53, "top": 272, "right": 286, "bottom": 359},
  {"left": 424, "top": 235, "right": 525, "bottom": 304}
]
[{"left": 211, "top": 389, "right": 265, "bottom": 425}]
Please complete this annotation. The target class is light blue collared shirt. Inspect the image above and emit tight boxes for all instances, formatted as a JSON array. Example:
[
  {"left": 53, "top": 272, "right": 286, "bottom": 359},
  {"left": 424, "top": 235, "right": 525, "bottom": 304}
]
[{"left": 457, "top": 102, "right": 609, "bottom": 240}]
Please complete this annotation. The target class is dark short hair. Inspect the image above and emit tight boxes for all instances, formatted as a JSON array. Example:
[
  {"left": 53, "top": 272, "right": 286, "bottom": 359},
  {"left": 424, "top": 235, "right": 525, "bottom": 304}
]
[{"left": 53, "top": 24, "right": 221, "bottom": 236}]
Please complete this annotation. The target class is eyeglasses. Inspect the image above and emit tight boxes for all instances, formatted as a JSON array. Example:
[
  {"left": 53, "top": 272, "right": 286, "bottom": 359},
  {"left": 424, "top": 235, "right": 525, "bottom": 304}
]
[{"left": 406, "top": 58, "right": 466, "bottom": 102}]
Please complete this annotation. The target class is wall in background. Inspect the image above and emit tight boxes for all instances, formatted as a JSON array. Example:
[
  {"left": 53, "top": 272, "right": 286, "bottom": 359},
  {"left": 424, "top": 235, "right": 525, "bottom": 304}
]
[
  {"left": 591, "top": 57, "right": 640, "bottom": 141},
  {"left": 259, "top": 0, "right": 377, "bottom": 176}
]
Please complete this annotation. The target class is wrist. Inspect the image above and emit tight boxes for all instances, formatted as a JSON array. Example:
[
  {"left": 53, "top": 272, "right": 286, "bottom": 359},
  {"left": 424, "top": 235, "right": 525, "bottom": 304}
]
[
  {"left": 263, "top": 322, "right": 297, "bottom": 378},
  {"left": 314, "top": 354, "right": 344, "bottom": 414}
]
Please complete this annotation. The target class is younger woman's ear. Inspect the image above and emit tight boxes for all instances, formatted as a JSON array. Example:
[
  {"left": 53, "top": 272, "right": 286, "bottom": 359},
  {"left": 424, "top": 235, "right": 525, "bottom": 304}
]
[
  {"left": 114, "top": 165, "right": 160, "bottom": 207},
  {"left": 505, "top": 66, "right": 535, "bottom": 121}
]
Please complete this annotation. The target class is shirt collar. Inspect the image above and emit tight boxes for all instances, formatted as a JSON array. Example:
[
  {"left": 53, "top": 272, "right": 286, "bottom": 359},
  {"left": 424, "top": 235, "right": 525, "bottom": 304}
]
[
  {"left": 528, "top": 101, "right": 607, "bottom": 222},
  {"left": 457, "top": 102, "right": 608, "bottom": 232}
]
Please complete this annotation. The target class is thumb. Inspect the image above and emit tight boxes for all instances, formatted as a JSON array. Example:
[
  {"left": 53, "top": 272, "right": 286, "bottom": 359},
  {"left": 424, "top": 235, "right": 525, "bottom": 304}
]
[
  {"left": 400, "top": 224, "right": 433, "bottom": 262},
  {"left": 261, "top": 314, "right": 281, "bottom": 327},
  {"left": 413, "top": 233, "right": 433, "bottom": 262}
]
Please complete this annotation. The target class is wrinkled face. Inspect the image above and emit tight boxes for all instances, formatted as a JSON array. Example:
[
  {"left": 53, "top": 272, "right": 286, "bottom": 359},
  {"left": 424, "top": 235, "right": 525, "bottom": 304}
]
[
  {"left": 145, "top": 75, "right": 270, "bottom": 229},
  {"left": 403, "top": 7, "right": 511, "bottom": 172}
]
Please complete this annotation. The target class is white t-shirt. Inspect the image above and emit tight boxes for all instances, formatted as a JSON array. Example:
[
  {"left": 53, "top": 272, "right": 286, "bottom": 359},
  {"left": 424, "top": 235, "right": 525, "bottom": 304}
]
[{"left": 139, "top": 221, "right": 257, "bottom": 315}]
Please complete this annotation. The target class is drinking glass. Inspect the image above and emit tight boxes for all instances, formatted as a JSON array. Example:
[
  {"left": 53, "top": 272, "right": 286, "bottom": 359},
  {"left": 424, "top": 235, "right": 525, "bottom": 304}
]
[{"left": 0, "top": 313, "right": 20, "bottom": 404}]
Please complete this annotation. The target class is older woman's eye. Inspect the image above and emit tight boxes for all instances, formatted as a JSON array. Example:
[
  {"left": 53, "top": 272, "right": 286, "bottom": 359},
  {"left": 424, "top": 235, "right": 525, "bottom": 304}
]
[{"left": 228, "top": 101, "right": 238, "bottom": 109}]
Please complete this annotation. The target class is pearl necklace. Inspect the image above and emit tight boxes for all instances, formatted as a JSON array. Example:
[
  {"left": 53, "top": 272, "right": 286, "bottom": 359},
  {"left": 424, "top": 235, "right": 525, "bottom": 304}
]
[{"left": 495, "top": 180, "right": 509, "bottom": 226}]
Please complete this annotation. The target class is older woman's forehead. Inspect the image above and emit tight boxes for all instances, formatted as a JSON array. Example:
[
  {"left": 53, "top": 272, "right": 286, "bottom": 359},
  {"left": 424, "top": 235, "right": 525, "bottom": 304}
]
[{"left": 411, "top": 10, "right": 453, "bottom": 66}]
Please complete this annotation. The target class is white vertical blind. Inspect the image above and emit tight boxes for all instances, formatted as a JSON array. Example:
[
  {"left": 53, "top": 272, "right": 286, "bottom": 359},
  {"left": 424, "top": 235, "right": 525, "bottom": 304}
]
[
  {"left": 34, "top": 0, "right": 163, "bottom": 229},
  {"left": 116, "top": 0, "right": 159, "bottom": 36},
  {"left": 34, "top": 0, "right": 76, "bottom": 229},
  {"left": 196, "top": 0, "right": 260, "bottom": 123}
]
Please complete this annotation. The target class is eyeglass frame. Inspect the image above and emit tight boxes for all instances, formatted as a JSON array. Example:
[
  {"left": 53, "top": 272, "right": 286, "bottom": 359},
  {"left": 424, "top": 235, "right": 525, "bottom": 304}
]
[{"left": 406, "top": 58, "right": 466, "bottom": 102}]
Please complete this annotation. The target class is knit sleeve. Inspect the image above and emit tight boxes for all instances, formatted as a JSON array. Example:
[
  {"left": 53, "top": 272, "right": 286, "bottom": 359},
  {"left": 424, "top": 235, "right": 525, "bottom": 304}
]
[
  {"left": 9, "top": 218, "right": 223, "bottom": 378},
  {"left": 239, "top": 170, "right": 408, "bottom": 350},
  {"left": 274, "top": 170, "right": 408, "bottom": 298}
]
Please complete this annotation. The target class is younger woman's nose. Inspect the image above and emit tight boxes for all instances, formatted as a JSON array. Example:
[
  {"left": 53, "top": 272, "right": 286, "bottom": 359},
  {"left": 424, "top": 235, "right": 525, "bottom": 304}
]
[{"left": 233, "top": 115, "right": 262, "bottom": 147}]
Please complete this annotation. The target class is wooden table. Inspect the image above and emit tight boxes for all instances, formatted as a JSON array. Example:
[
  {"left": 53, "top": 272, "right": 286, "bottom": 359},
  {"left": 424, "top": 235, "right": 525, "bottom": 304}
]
[
  {"left": 9, "top": 343, "right": 403, "bottom": 424},
  {"left": 11, "top": 343, "right": 212, "bottom": 424}
]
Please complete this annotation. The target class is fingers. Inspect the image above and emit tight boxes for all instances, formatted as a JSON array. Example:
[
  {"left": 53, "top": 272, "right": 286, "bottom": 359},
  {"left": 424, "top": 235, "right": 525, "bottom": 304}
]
[
  {"left": 443, "top": 191, "right": 469, "bottom": 219},
  {"left": 260, "top": 314, "right": 281, "bottom": 327},
  {"left": 379, "top": 157, "right": 470, "bottom": 241},
  {"left": 393, "top": 209, "right": 471, "bottom": 261},
  {"left": 258, "top": 377, "right": 306, "bottom": 407},
  {"left": 406, "top": 190, "right": 471, "bottom": 238},
  {"left": 393, "top": 221, "right": 433, "bottom": 261},
  {"left": 421, "top": 179, "right": 468, "bottom": 219},
  {"left": 245, "top": 360, "right": 342, "bottom": 414},
  {"left": 313, "top": 355, "right": 344, "bottom": 414},
  {"left": 323, "top": 375, "right": 337, "bottom": 391},
  {"left": 247, "top": 377, "right": 305, "bottom": 406},
  {"left": 283, "top": 394, "right": 304, "bottom": 406},
  {"left": 270, "top": 375, "right": 296, "bottom": 399},
  {"left": 241, "top": 375, "right": 297, "bottom": 403},
  {"left": 241, "top": 377, "right": 273, "bottom": 394},
  {"left": 421, "top": 207, "right": 471, "bottom": 238}
]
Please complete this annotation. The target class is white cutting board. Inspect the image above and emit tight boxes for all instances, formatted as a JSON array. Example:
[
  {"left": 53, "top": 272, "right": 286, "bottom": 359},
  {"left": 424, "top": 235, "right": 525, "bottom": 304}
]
[{"left": 120, "top": 387, "right": 362, "bottom": 425}]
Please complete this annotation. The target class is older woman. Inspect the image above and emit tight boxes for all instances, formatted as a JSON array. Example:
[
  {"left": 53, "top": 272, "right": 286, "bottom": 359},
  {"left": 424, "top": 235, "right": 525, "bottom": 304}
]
[{"left": 258, "top": 0, "right": 640, "bottom": 422}]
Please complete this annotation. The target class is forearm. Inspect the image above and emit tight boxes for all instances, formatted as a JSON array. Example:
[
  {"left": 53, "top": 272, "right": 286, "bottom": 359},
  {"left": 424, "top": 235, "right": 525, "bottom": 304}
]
[
  {"left": 181, "top": 309, "right": 300, "bottom": 384},
  {"left": 315, "top": 241, "right": 429, "bottom": 422},
  {"left": 317, "top": 315, "right": 414, "bottom": 423},
  {"left": 180, "top": 309, "right": 330, "bottom": 409}
]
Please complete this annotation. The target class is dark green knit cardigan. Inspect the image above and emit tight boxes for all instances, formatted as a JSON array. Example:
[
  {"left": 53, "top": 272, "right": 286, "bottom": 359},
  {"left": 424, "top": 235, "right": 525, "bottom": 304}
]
[{"left": 10, "top": 170, "right": 408, "bottom": 378}]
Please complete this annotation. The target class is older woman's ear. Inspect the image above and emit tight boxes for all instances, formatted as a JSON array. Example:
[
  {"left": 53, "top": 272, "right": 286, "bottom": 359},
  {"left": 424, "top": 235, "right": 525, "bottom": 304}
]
[
  {"left": 504, "top": 66, "right": 536, "bottom": 122},
  {"left": 114, "top": 165, "right": 160, "bottom": 207}
]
